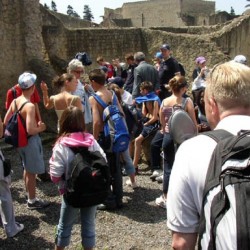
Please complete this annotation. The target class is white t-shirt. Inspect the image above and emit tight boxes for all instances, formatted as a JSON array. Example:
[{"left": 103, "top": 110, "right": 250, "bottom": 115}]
[
  {"left": 121, "top": 90, "right": 133, "bottom": 105},
  {"left": 167, "top": 115, "right": 250, "bottom": 250}
]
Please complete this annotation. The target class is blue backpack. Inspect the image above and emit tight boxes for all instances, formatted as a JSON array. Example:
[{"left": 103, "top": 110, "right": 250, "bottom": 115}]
[{"left": 92, "top": 92, "right": 130, "bottom": 153}]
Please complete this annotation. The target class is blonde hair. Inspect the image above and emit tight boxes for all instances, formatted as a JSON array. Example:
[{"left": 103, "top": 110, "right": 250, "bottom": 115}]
[{"left": 206, "top": 61, "right": 250, "bottom": 111}]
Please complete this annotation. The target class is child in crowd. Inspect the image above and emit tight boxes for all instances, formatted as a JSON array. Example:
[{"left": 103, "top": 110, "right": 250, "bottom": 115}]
[
  {"left": 50, "top": 106, "right": 104, "bottom": 250},
  {"left": 133, "top": 81, "right": 161, "bottom": 174}
]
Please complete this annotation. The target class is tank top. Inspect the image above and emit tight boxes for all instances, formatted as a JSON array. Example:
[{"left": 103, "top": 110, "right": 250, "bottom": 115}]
[
  {"left": 161, "top": 97, "right": 189, "bottom": 133},
  {"left": 54, "top": 96, "right": 78, "bottom": 131}
]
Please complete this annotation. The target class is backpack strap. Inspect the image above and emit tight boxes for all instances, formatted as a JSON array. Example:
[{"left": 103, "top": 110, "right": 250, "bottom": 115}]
[
  {"left": 92, "top": 94, "right": 108, "bottom": 109},
  {"left": 17, "top": 101, "right": 29, "bottom": 112},
  {"left": 181, "top": 97, "right": 189, "bottom": 110},
  {"left": 198, "top": 129, "right": 250, "bottom": 249},
  {"left": 111, "top": 91, "right": 118, "bottom": 105}
]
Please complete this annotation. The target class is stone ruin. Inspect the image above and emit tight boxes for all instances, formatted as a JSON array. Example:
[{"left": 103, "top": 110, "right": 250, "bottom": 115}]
[{"left": 0, "top": 0, "right": 249, "bottom": 131}]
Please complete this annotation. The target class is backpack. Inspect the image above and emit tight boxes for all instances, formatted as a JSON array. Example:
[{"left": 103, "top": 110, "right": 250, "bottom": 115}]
[
  {"left": 168, "top": 98, "right": 197, "bottom": 144},
  {"left": 75, "top": 52, "right": 92, "bottom": 66},
  {"left": 4, "top": 100, "right": 29, "bottom": 148},
  {"left": 198, "top": 129, "right": 250, "bottom": 250},
  {"left": 92, "top": 92, "right": 130, "bottom": 153},
  {"left": 64, "top": 147, "right": 111, "bottom": 208}
]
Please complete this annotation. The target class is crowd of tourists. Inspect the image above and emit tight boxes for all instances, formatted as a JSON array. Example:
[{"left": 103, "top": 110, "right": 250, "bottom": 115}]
[{"left": 0, "top": 42, "right": 249, "bottom": 250}]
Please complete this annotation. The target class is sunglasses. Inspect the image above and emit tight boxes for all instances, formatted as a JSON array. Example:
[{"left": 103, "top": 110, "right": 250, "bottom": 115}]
[{"left": 74, "top": 70, "right": 83, "bottom": 74}]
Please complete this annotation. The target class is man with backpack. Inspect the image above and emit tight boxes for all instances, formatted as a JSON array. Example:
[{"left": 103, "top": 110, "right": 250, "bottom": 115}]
[
  {"left": 5, "top": 76, "right": 50, "bottom": 182},
  {"left": 89, "top": 69, "right": 125, "bottom": 210},
  {"left": 4, "top": 72, "right": 49, "bottom": 210},
  {"left": 167, "top": 61, "right": 250, "bottom": 250}
]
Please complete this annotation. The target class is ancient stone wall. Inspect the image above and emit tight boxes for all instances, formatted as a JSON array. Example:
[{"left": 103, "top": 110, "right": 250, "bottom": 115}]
[
  {"left": 105, "top": 0, "right": 216, "bottom": 27},
  {"left": 122, "top": 0, "right": 184, "bottom": 27},
  {"left": 0, "top": 0, "right": 43, "bottom": 114},
  {"left": 0, "top": 0, "right": 249, "bottom": 131}
]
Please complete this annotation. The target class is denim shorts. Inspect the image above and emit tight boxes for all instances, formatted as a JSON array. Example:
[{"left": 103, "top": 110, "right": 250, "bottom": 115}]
[
  {"left": 141, "top": 121, "right": 159, "bottom": 138},
  {"left": 17, "top": 134, "right": 45, "bottom": 174},
  {"left": 55, "top": 196, "right": 97, "bottom": 248}
]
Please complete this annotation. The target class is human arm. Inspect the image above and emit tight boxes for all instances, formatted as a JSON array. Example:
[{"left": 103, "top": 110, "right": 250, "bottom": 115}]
[
  {"left": 34, "top": 103, "right": 42, "bottom": 122},
  {"left": 132, "top": 67, "right": 141, "bottom": 99},
  {"left": 159, "top": 104, "right": 165, "bottom": 133},
  {"left": 89, "top": 96, "right": 102, "bottom": 140},
  {"left": 167, "top": 140, "right": 203, "bottom": 249},
  {"left": 143, "top": 101, "right": 159, "bottom": 125},
  {"left": 186, "top": 98, "right": 198, "bottom": 128},
  {"left": 40, "top": 81, "right": 54, "bottom": 109},
  {"left": 49, "top": 143, "right": 68, "bottom": 183},
  {"left": 171, "top": 232, "right": 197, "bottom": 250}
]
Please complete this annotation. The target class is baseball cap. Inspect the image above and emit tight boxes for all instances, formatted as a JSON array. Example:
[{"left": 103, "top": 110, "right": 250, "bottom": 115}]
[
  {"left": 160, "top": 44, "right": 171, "bottom": 50},
  {"left": 18, "top": 72, "right": 37, "bottom": 89},
  {"left": 108, "top": 77, "right": 124, "bottom": 88},
  {"left": 155, "top": 52, "right": 163, "bottom": 59},
  {"left": 195, "top": 56, "right": 206, "bottom": 64},
  {"left": 233, "top": 55, "right": 247, "bottom": 64}
]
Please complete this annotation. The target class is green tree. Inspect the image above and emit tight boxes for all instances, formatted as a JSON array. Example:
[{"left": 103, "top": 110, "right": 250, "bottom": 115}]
[
  {"left": 44, "top": 3, "right": 49, "bottom": 10},
  {"left": 67, "top": 5, "right": 80, "bottom": 18},
  {"left": 83, "top": 5, "right": 94, "bottom": 21},
  {"left": 230, "top": 6, "right": 235, "bottom": 15},
  {"left": 67, "top": 5, "right": 74, "bottom": 16},
  {"left": 51, "top": 1, "right": 57, "bottom": 12}
]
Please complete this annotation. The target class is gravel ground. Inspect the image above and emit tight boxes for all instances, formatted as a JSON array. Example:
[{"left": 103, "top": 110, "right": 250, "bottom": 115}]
[{"left": 0, "top": 135, "right": 172, "bottom": 250}]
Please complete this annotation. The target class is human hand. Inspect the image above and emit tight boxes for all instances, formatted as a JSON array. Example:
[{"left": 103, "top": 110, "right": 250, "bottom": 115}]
[
  {"left": 38, "top": 121, "right": 46, "bottom": 132},
  {"left": 40, "top": 81, "right": 48, "bottom": 92}
]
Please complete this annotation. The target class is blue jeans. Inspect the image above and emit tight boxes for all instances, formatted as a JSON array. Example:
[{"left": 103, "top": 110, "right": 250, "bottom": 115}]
[
  {"left": 55, "top": 196, "right": 97, "bottom": 248},
  {"left": 151, "top": 131, "right": 175, "bottom": 193},
  {"left": 121, "top": 148, "right": 135, "bottom": 176}
]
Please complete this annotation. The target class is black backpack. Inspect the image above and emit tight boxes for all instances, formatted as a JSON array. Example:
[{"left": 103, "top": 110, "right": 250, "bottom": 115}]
[
  {"left": 198, "top": 129, "right": 250, "bottom": 250},
  {"left": 4, "top": 100, "right": 29, "bottom": 147},
  {"left": 64, "top": 147, "right": 111, "bottom": 208},
  {"left": 75, "top": 52, "right": 92, "bottom": 66}
]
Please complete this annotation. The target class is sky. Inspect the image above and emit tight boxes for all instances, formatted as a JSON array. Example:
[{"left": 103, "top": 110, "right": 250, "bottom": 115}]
[{"left": 39, "top": 0, "right": 248, "bottom": 24}]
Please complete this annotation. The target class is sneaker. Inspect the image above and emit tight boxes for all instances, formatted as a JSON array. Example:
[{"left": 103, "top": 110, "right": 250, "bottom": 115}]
[
  {"left": 8, "top": 222, "right": 24, "bottom": 237},
  {"left": 27, "top": 199, "right": 50, "bottom": 210},
  {"left": 150, "top": 169, "right": 163, "bottom": 181},
  {"left": 155, "top": 195, "right": 166, "bottom": 209},
  {"left": 156, "top": 174, "right": 163, "bottom": 183},
  {"left": 125, "top": 179, "right": 138, "bottom": 189}
]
